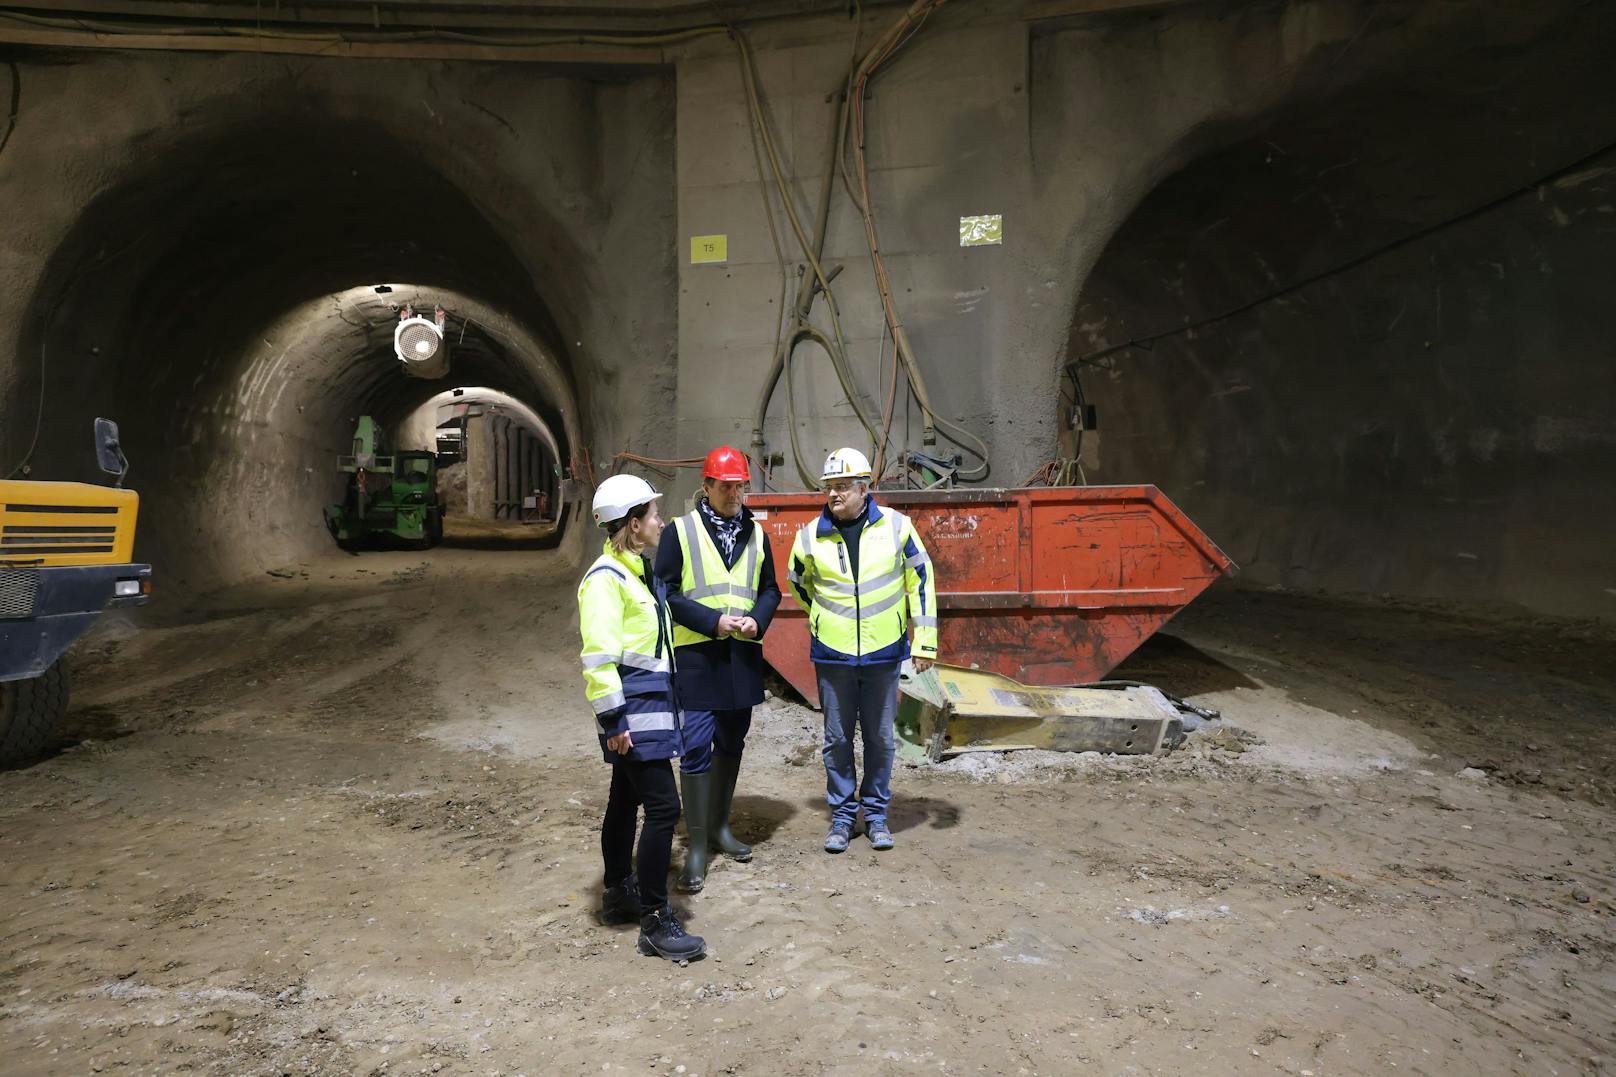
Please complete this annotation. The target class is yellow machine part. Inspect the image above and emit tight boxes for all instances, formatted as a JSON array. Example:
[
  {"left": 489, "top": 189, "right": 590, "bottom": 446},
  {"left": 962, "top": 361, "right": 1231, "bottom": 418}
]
[
  {"left": 0, "top": 480, "right": 140, "bottom": 567},
  {"left": 897, "top": 663, "right": 1184, "bottom": 761}
]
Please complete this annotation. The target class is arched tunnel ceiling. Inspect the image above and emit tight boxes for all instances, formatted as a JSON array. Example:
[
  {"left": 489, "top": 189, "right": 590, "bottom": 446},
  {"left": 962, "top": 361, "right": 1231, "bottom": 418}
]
[
  {"left": 12, "top": 112, "right": 588, "bottom": 590},
  {"left": 310, "top": 287, "right": 575, "bottom": 450},
  {"left": 406, "top": 386, "right": 562, "bottom": 462},
  {"left": 1074, "top": 2, "right": 1616, "bottom": 351}
]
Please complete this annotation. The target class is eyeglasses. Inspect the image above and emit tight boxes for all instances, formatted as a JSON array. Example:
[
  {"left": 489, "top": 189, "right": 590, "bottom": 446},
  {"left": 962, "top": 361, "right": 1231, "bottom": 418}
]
[{"left": 824, "top": 481, "right": 858, "bottom": 496}]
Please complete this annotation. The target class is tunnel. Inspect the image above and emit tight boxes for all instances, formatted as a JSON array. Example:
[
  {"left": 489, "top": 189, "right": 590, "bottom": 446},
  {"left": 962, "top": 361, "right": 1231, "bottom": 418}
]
[
  {"left": 1064, "top": 2, "right": 1616, "bottom": 618},
  {"left": 4, "top": 110, "right": 588, "bottom": 592},
  {"left": 401, "top": 385, "right": 565, "bottom": 524},
  {"left": 1, "top": 5, "right": 1614, "bottom": 1071}
]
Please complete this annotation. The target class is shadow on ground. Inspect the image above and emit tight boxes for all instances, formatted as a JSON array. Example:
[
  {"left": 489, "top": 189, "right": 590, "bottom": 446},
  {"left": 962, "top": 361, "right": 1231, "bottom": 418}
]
[
  {"left": 1111, "top": 632, "right": 1260, "bottom": 696},
  {"left": 730, "top": 793, "right": 797, "bottom": 846},
  {"left": 796, "top": 794, "right": 962, "bottom": 835}
]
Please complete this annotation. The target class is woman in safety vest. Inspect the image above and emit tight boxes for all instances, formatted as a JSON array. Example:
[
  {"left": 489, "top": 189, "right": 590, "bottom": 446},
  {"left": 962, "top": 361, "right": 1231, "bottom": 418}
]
[
  {"left": 654, "top": 445, "right": 782, "bottom": 893},
  {"left": 577, "top": 473, "right": 706, "bottom": 962}
]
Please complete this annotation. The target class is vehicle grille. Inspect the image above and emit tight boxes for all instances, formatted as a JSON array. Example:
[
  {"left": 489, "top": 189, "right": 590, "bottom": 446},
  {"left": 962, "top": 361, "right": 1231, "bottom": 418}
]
[
  {"left": 0, "top": 567, "right": 39, "bottom": 619},
  {"left": 0, "top": 514, "right": 118, "bottom": 556}
]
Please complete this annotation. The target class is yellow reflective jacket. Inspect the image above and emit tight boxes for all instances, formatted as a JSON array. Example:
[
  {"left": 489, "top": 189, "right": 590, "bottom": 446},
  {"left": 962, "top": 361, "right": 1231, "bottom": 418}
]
[
  {"left": 787, "top": 499, "right": 938, "bottom": 666},
  {"left": 576, "top": 539, "right": 682, "bottom": 762},
  {"left": 670, "top": 509, "right": 765, "bottom": 648}
]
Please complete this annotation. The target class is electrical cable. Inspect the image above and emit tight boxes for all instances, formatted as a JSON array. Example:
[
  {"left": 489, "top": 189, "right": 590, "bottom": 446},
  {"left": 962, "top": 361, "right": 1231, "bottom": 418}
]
[
  {"left": 4, "top": 315, "right": 48, "bottom": 480},
  {"left": 743, "top": 0, "right": 992, "bottom": 486},
  {"left": 735, "top": 13, "right": 884, "bottom": 488},
  {"left": 1068, "top": 135, "right": 1616, "bottom": 371},
  {"left": 4, "top": 220, "right": 161, "bottom": 480},
  {"left": 733, "top": 27, "right": 882, "bottom": 458},
  {"left": 733, "top": 16, "right": 793, "bottom": 489},
  {"left": 0, "top": 61, "right": 18, "bottom": 160},
  {"left": 872, "top": 320, "right": 899, "bottom": 479},
  {"left": 612, "top": 451, "right": 707, "bottom": 481},
  {"left": 0, "top": 62, "right": 29, "bottom": 477},
  {"left": 0, "top": 9, "right": 730, "bottom": 48},
  {"left": 844, "top": 0, "right": 992, "bottom": 481},
  {"left": 1024, "top": 368, "right": 1087, "bottom": 487}
]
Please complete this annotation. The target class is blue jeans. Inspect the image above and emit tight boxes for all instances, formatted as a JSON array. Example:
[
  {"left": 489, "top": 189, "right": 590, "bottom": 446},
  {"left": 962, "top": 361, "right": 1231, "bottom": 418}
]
[
  {"left": 817, "top": 662, "right": 899, "bottom": 829},
  {"left": 679, "top": 707, "right": 753, "bottom": 775}
]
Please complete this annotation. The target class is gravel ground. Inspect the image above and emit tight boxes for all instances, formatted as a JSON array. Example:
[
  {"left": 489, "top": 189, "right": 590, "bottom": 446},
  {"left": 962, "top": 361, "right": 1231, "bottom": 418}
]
[{"left": 1, "top": 551, "right": 1611, "bottom": 1076}]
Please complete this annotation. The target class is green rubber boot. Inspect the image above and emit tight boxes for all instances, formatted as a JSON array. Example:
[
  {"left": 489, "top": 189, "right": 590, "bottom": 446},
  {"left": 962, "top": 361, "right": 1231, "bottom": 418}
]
[
  {"left": 710, "top": 753, "right": 753, "bottom": 862},
  {"left": 678, "top": 770, "right": 713, "bottom": 893}
]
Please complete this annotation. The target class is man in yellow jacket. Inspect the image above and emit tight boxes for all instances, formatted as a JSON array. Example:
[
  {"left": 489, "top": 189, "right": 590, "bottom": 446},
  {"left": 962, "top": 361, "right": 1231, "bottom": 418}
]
[
  {"left": 654, "top": 446, "right": 781, "bottom": 893},
  {"left": 788, "top": 448, "right": 938, "bottom": 853}
]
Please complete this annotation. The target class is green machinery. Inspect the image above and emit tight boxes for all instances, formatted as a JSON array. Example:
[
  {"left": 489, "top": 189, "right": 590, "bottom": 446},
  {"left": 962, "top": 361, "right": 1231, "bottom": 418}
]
[{"left": 323, "top": 416, "right": 444, "bottom": 550}]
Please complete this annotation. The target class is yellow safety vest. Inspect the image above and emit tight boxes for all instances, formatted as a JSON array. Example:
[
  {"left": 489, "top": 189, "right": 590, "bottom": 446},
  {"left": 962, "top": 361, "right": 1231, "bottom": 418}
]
[
  {"left": 672, "top": 510, "right": 764, "bottom": 648},
  {"left": 576, "top": 541, "right": 678, "bottom": 745},
  {"left": 788, "top": 501, "right": 938, "bottom": 665}
]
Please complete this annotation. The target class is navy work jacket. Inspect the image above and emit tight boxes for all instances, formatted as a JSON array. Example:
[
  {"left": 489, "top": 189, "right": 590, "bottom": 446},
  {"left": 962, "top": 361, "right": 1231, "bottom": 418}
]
[{"left": 653, "top": 502, "right": 782, "bottom": 711}]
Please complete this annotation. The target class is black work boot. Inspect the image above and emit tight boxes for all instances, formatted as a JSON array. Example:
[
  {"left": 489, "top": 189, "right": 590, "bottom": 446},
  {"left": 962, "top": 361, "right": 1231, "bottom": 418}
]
[
  {"left": 678, "top": 771, "right": 713, "bottom": 893},
  {"left": 637, "top": 905, "right": 707, "bottom": 962},
  {"left": 601, "top": 873, "right": 643, "bottom": 925},
  {"left": 710, "top": 753, "right": 753, "bottom": 862}
]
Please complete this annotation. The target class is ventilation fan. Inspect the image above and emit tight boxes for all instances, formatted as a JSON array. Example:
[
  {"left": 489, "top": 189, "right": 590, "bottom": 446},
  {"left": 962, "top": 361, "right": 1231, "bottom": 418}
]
[{"left": 394, "top": 305, "right": 450, "bottom": 379}]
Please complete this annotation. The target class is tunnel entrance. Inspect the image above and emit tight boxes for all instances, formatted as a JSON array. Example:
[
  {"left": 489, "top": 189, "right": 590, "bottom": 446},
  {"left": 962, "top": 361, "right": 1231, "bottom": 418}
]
[
  {"left": 397, "top": 385, "right": 566, "bottom": 550},
  {"left": 5, "top": 115, "right": 584, "bottom": 594},
  {"left": 1063, "top": 11, "right": 1616, "bottom": 617}
]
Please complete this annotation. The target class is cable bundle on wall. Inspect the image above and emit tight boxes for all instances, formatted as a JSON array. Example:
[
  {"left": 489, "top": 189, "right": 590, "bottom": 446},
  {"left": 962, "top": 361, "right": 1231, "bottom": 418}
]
[
  {"left": 843, "top": 0, "right": 990, "bottom": 483},
  {"left": 740, "top": 0, "right": 993, "bottom": 489}
]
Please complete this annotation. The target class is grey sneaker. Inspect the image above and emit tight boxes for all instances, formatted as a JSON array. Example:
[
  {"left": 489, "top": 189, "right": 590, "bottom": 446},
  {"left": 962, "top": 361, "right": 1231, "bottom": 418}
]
[
  {"left": 867, "top": 826, "right": 894, "bottom": 851},
  {"left": 824, "top": 824, "right": 853, "bottom": 854}
]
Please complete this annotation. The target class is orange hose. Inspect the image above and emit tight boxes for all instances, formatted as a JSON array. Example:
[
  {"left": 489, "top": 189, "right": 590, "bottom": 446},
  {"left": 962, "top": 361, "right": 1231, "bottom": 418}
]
[{"left": 613, "top": 452, "right": 706, "bottom": 469}]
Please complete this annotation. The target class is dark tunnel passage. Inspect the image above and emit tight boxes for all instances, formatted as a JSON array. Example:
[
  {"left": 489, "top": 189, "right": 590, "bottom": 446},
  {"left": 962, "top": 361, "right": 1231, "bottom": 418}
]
[
  {"left": 1066, "top": 7, "right": 1616, "bottom": 617},
  {"left": 5, "top": 115, "right": 583, "bottom": 593}
]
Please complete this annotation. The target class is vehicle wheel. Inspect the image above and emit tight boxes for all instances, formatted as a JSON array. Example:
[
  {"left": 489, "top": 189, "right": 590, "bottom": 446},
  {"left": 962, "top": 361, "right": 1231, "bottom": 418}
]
[
  {"left": 0, "top": 660, "right": 69, "bottom": 766},
  {"left": 425, "top": 511, "right": 444, "bottom": 548}
]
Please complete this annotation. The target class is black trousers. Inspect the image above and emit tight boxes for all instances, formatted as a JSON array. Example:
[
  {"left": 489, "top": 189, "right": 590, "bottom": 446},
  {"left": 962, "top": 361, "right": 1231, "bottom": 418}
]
[{"left": 601, "top": 758, "right": 681, "bottom": 910}]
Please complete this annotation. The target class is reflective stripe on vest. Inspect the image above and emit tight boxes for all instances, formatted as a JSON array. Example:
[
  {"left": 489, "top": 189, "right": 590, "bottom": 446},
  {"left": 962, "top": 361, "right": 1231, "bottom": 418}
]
[
  {"left": 672, "top": 511, "right": 764, "bottom": 648},
  {"left": 796, "top": 510, "right": 913, "bottom": 658},
  {"left": 577, "top": 544, "right": 676, "bottom": 724},
  {"left": 624, "top": 710, "right": 677, "bottom": 733}
]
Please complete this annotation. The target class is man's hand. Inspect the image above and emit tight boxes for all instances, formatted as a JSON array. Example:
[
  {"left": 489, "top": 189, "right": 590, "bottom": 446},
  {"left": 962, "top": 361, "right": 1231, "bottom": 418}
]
[
  {"left": 735, "top": 616, "right": 759, "bottom": 639},
  {"left": 716, "top": 614, "right": 743, "bottom": 637},
  {"left": 606, "top": 731, "right": 634, "bottom": 755},
  {"left": 913, "top": 657, "right": 934, "bottom": 673}
]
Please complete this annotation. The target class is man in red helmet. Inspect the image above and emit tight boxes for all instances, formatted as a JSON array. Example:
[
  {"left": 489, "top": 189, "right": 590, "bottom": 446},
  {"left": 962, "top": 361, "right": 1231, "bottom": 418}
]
[{"left": 654, "top": 445, "right": 781, "bottom": 892}]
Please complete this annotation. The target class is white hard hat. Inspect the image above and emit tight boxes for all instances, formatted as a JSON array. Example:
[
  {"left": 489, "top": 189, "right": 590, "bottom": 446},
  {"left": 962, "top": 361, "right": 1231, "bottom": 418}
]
[
  {"left": 821, "top": 447, "right": 872, "bottom": 483},
  {"left": 593, "top": 474, "right": 660, "bottom": 528}
]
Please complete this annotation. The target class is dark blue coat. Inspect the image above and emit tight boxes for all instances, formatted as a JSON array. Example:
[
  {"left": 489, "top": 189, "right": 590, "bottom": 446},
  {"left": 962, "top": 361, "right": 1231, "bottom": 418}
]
[{"left": 654, "top": 503, "right": 782, "bottom": 711}]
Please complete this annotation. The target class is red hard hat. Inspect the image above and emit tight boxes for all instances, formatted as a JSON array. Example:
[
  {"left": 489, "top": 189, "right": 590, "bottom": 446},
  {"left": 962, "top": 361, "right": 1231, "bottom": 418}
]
[{"left": 702, "top": 445, "right": 751, "bottom": 483}]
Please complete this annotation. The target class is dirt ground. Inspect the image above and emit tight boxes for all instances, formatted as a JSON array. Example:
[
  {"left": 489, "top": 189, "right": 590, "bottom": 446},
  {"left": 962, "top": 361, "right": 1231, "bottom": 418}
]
[{"left": 1, "top": 540, "right": 1613, "bottom": 1076}]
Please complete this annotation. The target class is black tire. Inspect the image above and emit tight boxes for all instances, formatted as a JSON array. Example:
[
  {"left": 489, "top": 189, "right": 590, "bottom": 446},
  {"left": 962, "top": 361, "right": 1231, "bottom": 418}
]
[
  {"left": 0, "top": 660, "right": 69, "bottom": 766},
  {"left": 419, "top": 510, "right": 443, "bottom": 550}
]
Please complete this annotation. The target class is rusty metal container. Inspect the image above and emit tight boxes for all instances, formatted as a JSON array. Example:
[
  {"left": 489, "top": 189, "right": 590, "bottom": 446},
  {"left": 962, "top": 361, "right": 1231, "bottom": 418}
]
[{"left": 747, "top": 485, "right": 1234, "bottom": 707}]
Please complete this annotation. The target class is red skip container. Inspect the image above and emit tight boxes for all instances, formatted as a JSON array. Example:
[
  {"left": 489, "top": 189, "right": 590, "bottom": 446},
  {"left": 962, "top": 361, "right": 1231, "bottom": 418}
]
[{"left": 746, "top": 485, "right": 1235, "bottom": 707}]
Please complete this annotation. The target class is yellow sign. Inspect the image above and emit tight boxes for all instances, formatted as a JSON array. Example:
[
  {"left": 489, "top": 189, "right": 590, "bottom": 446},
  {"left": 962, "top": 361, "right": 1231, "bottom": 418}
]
[
  {"left": 959, "top": 214, "right": 1002, "bottom": 247},
  {"left": 690, "top": 234, "right": 728, "bottom": 264}
]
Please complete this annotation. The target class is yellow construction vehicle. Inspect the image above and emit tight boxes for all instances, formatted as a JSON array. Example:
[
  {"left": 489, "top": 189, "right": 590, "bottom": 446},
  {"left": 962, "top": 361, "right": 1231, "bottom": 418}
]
[{"left": 0, "top": 420, "right": 151, "bottom": 764}]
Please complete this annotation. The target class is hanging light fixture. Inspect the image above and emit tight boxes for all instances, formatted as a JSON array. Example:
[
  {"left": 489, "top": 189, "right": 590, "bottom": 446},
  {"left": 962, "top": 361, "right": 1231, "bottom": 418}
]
[{"left": 394, "top": 305, "right": 450, "bottom": 379}]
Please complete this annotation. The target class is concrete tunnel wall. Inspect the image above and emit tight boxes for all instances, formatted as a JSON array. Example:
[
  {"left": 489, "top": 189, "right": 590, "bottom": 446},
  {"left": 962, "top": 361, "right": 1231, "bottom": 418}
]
[
  {"left": 0, "top": 50, "right": 676, "bottom": 591},
  {"left": 666, "top": 0, "right": 1614, "bottom": 618},
  {"left": 1066, "top": 1, "right": 1616, "bottom": 617},
  {"left": 0, "top": 0, "right": 1610, "bottom": 617},
  {"left": 667, "top": 0, "right": 1561, "bottom": 492}
]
